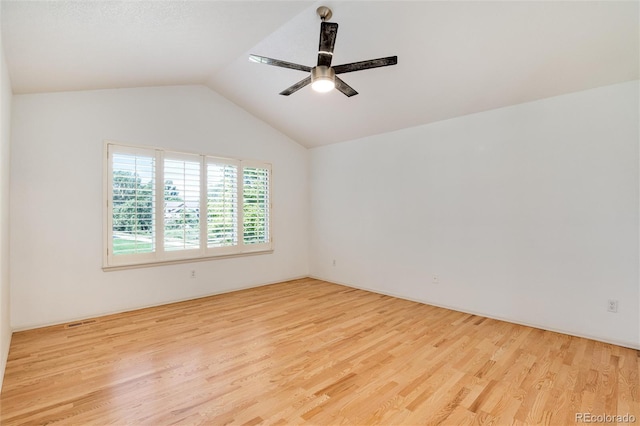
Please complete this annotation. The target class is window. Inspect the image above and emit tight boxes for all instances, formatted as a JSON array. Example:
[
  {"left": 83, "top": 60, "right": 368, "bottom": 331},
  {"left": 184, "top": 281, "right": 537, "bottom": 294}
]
[
  {"left": 243, "top": 164, "right": 270, "bottom": 245},
  {"left": 105, "top": 142, "right": 272, "bottom": 268}
]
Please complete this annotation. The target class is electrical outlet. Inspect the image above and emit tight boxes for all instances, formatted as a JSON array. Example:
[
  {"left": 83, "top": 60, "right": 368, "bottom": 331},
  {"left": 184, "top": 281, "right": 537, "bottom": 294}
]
[
  {"left": 432, "top": 274, "right": 439, "bottom": 284},
  {"left": 607, "top": 299, "right": 618, "bottom": 313},
  {"left": 332, "top": 259, "right": 336, "bottom": 267},
  {"left": 190, "top": 270, "right": 196, "bottom": 279}
]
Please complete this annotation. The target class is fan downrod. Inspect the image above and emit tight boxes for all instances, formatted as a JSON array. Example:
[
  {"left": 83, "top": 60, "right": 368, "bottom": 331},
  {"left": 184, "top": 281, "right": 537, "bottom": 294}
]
[{"left": 316, "top": 6, "right": 332, "bottom": 21}]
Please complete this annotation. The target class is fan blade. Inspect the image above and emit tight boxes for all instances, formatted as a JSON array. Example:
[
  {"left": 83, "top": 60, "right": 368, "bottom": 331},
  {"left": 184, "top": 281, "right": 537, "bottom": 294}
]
[
  {"left": 333, "top": 56, "right": 397, "bottom": 74},
  {"left": 335, "top": 77, "right": 358, "bottom": 97},
  {"left": 279, "top": 76, "right": 312, "bottom": 96},
  {"left": 317, "top": 22, "right": 338, "bottom": 67},
  {"left": 249, "top": 54, "right": 311, "bottom": 73}
]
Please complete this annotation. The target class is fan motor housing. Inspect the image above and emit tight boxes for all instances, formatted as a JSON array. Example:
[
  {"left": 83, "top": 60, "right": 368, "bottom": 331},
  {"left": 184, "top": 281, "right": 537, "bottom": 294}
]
[
  {"left": 311, "top": 66, "right": 335, "bottom": 83},
  {"left": 310, "top": 66, "right": 336, "bottom": 92}
]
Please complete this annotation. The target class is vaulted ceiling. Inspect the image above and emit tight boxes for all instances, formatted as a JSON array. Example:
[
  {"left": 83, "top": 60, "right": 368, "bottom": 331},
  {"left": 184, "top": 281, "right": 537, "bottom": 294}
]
[{"left": 2, "top": 1, "right": 638, "bottom": 148}]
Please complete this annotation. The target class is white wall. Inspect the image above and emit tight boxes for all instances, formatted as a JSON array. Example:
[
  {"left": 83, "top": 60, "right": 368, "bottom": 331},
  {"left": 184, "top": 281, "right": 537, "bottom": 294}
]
[
  {"left": 7, "top": 80, "right": 639, "bottom": 350},
  {"left": 0, "top": 31, "right": 13, "bottom": 391},
  {"left": 310, "top": 81, "right": 640, "bottom": 348},
  {"left": 10, "top": 85, "right": 309, "bottom": 329}
]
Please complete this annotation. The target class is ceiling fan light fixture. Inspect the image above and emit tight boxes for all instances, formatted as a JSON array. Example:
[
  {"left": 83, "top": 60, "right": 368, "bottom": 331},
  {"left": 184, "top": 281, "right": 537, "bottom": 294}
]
[
  {"left": 249, "top": 8, "right": 397, "bottom": 97},
  {"left": 311, "top": 65, "right": 335, "bottom": 93}
]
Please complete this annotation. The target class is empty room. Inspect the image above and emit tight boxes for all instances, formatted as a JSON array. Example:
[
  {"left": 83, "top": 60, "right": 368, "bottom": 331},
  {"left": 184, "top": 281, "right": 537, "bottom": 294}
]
[{"left": 0, "top": 1, "right": 639, "bottom": 425}]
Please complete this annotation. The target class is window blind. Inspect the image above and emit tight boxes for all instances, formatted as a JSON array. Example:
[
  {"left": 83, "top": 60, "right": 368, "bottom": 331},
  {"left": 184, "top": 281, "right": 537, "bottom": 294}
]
[
  {"left": 163, "top": 155, "right": 201, "bottom": 252},
  {"left": 243, "top": 166, "right": 270, "bottom": 245},
  {"left": 111, "top": 150, "right": 156, "bottom": 257},
  {"left": 207, "top": 161, "right": 238, "bottom": 249}
]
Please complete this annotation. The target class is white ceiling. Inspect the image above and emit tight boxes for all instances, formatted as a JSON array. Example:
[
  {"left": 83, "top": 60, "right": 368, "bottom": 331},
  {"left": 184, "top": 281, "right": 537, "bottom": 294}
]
[{"left": 2, "top": 1, "right": 638, "bottom": 148}]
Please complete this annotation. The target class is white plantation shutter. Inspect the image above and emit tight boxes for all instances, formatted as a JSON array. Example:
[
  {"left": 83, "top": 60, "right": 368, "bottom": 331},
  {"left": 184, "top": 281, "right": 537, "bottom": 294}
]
[
  {"left": 163, "top": 154, "right": 201, "bottom": 254},
  {"left": 105, "top": 142, "right": 272, "bottom": 268},
  {"left": 243, "top": 164, "right": 270, "bottom": 246},
  {"left": 108, "top": 145, "right": 157, "bottom": 265},
  {"left": 207, "top": 159, "right": 239, "bottom": 252}
]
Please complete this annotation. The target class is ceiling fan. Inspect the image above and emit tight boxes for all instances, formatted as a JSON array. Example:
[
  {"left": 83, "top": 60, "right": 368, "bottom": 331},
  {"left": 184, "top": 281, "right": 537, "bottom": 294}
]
[{"left": 249, "top": 6, "right": 397, "bottom": 97}]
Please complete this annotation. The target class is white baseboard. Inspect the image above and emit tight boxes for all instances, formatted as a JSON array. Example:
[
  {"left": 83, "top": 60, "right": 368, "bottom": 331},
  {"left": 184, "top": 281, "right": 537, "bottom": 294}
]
[
  {"left": 12, "top": 274, "right": 639, "bottom": 351},
  {"left": 309, "top": 275, "right": 640, "bottom": 351},
  {"left": 11, "top": 275, "right": 309, "bottom": 332}
]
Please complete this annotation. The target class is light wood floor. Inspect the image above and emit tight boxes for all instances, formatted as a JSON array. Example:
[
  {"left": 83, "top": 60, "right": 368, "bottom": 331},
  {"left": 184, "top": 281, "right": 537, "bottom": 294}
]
[{"left": 1, "top": 278, "right": 638, "bottom": 425}]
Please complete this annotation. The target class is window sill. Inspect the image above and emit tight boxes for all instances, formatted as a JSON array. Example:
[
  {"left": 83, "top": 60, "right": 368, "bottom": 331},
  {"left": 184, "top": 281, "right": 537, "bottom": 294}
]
[{"left": 102, "top": 249, "right": 274, "bottom": 272}]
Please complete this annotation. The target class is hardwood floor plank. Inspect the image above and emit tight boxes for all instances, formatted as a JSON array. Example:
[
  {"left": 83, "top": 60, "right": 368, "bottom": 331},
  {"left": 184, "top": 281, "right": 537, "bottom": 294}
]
[{"left": 1, "top": 278, "right": 638, "bottom": 425}]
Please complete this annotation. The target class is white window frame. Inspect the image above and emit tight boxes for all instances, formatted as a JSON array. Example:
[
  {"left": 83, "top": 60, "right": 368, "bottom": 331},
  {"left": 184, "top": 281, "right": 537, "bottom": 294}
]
[{"left": 103, "top": 141, "right": 273, "bottom": 270}]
